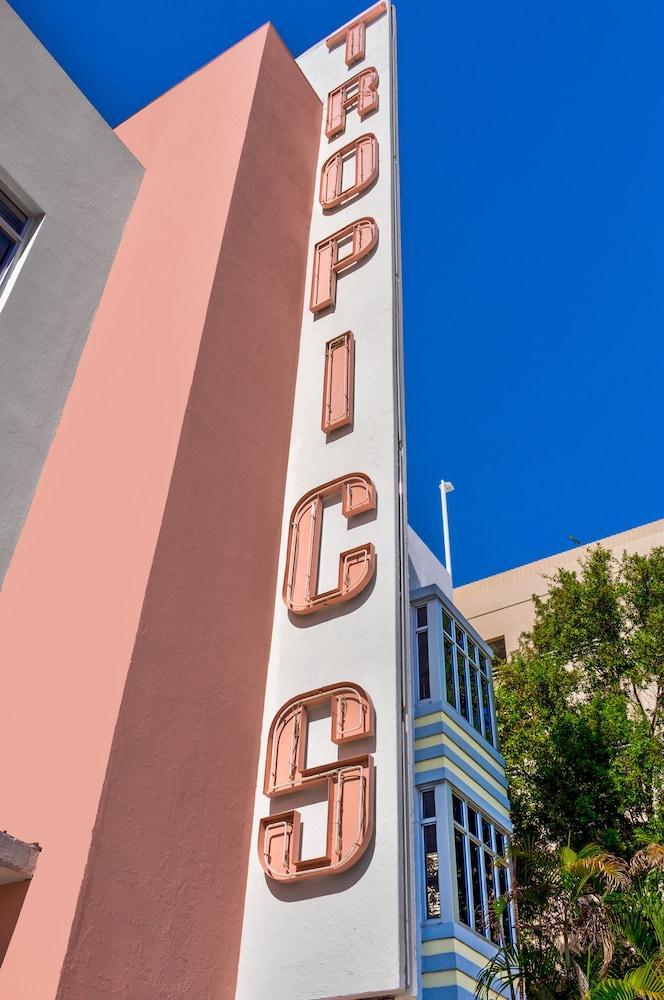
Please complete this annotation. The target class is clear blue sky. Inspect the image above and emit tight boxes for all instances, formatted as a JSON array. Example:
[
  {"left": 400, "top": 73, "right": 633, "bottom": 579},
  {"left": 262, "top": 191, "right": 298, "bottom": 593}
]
[{"left": 10, "top": 0, "right": 664, "bottom": 584}]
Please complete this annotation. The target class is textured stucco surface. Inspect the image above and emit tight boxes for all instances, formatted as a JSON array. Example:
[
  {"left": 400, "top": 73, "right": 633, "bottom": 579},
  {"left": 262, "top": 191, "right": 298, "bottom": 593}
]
[
  {"left": 455, "top": 517, "right": 664, "bottom": 654},
  {"left": 54, "top": 26, "right": 321, "bottom": 1000},
  {"left": 0, "top": 1, "right": 142, "bottom": 585},
  {"left": 236, "top": 8, "right": 415, "bottom": 998},
  {"left": 409, "top": 525, "right": 453, "bottom": 597},
  {"left": 0, "top": 832, "right": 40, "bottom": 884},
  {"left": 0, "top": 23, "right": 301, "bottom": 1000}
]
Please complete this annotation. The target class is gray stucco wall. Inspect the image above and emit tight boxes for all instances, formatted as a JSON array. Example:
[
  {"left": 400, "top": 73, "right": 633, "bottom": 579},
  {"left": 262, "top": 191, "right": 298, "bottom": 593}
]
[{"left": 0, "top": 1, "right": 143, "bottom": 584}]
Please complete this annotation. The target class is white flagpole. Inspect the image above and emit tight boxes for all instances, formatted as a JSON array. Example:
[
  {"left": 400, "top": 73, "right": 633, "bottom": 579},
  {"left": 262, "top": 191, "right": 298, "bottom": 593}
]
[{"left": 439, "top": 480, "right": 455, "bottom": 584}]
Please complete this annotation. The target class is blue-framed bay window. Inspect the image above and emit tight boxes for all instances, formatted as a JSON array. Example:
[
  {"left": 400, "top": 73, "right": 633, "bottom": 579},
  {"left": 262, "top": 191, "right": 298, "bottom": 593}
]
[
  {"left": 412, "top": 592, "right": 498, "bottom": 750},
  {"left": 0, "top": 185, "right": 34, "bottom": 291},
  {"left": 417, "top": 783, "right": 515, "bottom": 946}
]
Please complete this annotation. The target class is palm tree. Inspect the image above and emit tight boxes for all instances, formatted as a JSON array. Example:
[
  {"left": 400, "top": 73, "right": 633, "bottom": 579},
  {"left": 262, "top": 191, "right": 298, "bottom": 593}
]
[
  {"left": 588, "top": 876, "right": 664, "bottom": 1000},
  {"left": 474, "top": 842, "right": 628, "bottom": 1000},
  {"left": 585, "top": 959, "right": 664, "bottom": 1000}
]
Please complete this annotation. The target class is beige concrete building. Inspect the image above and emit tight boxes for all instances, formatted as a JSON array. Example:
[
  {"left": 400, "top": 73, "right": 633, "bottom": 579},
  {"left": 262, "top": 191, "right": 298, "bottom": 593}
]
[{"left": 454, "top": 518, "right": 664, "bottom": 657}]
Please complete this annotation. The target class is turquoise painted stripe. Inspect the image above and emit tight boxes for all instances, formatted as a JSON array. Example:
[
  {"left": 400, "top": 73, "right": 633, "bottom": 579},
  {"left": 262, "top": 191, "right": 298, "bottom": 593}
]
[
  {"left": 414, "top": 719, "right": 445, "bottom": 738},
  {"left": 423, "top": 986, "right": 477, "bottom": 1000},
  {"left": 414, "top": 767, "right": 512, "bottom": 830},
  {"left": 422, "top": 920, "right": 459, "bottom": 942},
  {"left": 414, "top": 765, "right": 445, "bottom": 787},
  {"left": 415, "top": 698, "right": 446, "bottom": 719},
  {"left": 423, "top": 952, "right": 485, "bottom": 978},
  {"left": 443, "top": 745, "right": 510, "bottom": 801},
  {"left": 414, "top": 741, "right": 508, "bottom": 792},
  {"left": 421, "top": 921, "right": 500, "bottom": 961},
  {"left": 415, "top": 719, "right": 508, "bottom": 789},
  {"left": 414, "top": 698, "right": 506, "bottom": 768},
  {"left": 440, "top": 701, "right": 506, "bottom": 766},
  {"left": 415, "top": 743, "right": 452, "bottom": 762},
  {"left": 415, "top": 759, "right": 511, "bottom": 812}
]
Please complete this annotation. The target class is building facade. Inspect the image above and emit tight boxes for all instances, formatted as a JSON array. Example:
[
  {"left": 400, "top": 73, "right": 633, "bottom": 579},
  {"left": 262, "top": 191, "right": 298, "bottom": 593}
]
[
  {"left": 409, "top": 530, "right": 514, "bottom": 1000},
  {"left": 0, "top": 4, "right": 512, "bottom": 998},
  {"left": 455, "top": 517, "right": 664, "bottom": 657}
]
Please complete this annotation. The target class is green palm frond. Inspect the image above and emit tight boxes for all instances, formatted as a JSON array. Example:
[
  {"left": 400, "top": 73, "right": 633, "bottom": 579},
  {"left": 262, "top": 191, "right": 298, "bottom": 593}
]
[
  {"left": 631, "top": 845, "right": 664, "bottom": 876},
  {"left": 560, "top": 844, "right": 629, "bottom": 893},
  {"left": 587, "top": 958, "right": 664, "bottom": 1000},
  {"left": 475, "top": 941, "right": 566, "bottom": 1000},
  {"left": 616, "top": 887, "right": 664, "bottom": 957},
  {"left": 620, "top": 913, "right": 659, "bottom": 963},
  {"left": 475, "top": 943, "right": 525, "bottom": 1000}
]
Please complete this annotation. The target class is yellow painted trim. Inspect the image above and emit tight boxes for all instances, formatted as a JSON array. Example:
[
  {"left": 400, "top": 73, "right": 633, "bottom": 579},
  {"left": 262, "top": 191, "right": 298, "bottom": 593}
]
[
  {"left": 443, "top": 739, "right": 505, "bottom": 794},
  {"left": 415, "top": 744, "right": 505, "bottom": 797},
  {"left": 415, "top": 754, "right": 446, "bottom": 773},
  {"left": 422, "top": 969, "right": 502, "bottom": 999},
  {"left": 422, "top": 938, "right": 490, "bottom": 966},
  {"left": 422, "top": 938, "right": 456, "bottom": 956},
  {"left": 415, "top": 733, "right": 444, "bottom": 750},
  {"left": 441, "top": 713, "right": 498, "bottom": 767},
  {"left": 417, "top": 710, "right": 443, "bottom": 727},
  {"left": 444, "top": 760, "right": 510, "bottom": 819},
  {"left": 423, "top": 969, "right": 478, "bottom": 991},
  {"left": 415, "top": 710, "right": 500, "bottom": 768}
]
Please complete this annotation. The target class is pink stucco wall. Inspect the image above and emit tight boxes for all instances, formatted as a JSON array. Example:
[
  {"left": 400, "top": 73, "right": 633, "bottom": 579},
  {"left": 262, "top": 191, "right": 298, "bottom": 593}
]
[{"left": 0, "top": 24, "right": 319, "bottom": 999}]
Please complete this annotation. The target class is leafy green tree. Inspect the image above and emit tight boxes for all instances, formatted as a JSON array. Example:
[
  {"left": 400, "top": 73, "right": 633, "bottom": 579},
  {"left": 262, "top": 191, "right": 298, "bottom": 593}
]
[
  {"left": 494, "top": 545, "right": 664, "bottom": 853},
  {"left": 475, "top": 842, "right": 628, "bottom": 1000},
  {"left": 475, "top": 838, "right": 664, "bottom": 1000}
]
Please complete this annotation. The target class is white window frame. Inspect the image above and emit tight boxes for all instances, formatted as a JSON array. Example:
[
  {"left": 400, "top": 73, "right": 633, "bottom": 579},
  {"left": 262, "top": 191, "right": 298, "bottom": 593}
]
[
  {"left": 0, "top": 179, "right": 40, "bottom": 301},
  {"left": 419, "top": 786, "right": 442, "bottom": 922},
  {"left": 412, "top": 595, "right": 498, "bottom": 749},
  {"left": 450, "top": 788, "right": 515, "bottom": 945}
]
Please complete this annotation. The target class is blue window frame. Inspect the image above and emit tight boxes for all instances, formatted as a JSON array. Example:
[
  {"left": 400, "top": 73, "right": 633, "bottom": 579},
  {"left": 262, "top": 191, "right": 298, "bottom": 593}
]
[
  {"left": 451, "top": 791, "right": 515, "bottom": 945},
  {"left": 415, "top": 604, "right": 431, "bottom": 701},
  {"left": 420, "top": 788, "right": 441, "bottom": 919},
  {"left": 442, "top": 609, "right": 496, "bottom": 747},
  {"left": 0, "top": 186, "right": 31, "bottom": 287}
]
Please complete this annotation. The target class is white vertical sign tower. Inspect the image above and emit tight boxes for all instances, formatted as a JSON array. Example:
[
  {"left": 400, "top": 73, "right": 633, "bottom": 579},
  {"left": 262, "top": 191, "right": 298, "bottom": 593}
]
[{"left": 236, "top": 6, "right": 415, "bottom": 997}]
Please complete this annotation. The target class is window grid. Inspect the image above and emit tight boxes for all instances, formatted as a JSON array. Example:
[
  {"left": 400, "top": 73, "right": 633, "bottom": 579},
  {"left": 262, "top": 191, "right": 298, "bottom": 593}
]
[
  {"left": 451, "top": 791, "right": 514, "bottom": 945},
  {"left": 420, "top": 788, "right": 441, "bottom": 920},
  {"left": 0, "top": 187, "right": 32, "bottom": 289},
  {"left": 442, "top": 609, "right": 496, "bottom": 747},
  {"left": 415, "top": 604, "right": 431, "bottom": 701}
]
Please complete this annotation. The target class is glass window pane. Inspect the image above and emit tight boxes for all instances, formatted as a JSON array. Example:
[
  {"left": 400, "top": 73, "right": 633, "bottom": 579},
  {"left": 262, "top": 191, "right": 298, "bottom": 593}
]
[
  {"left": 469, "top": 667, "right": 482, "bottom": 731},
  {"left": 456, "top": 627, "right": 466, "bottom": 651},
  {"left": 487, "top": 636, "right": 507, "bottom": 662},
  {"left": 442, "top": 610, "right": 452, "bottom": 636},
  {"left": 468, "top": 639, "right": 477, "bottom": 664},
  {"left": 497, "top": 864, "right": 513, "bottom": 945},
  {"left": 422, "top": 789, "right": 436, "bottom": 819},
  {"left": 416, "top": 605, "right": 427, "bottom": 629},
  {"left": 452, "top": 793, "right": 464, "bottom": 826},
  {"left": 482, "top": 818, "right": 493, "bottom": 849},
  {"left": 457, "top": 654, "right": 469, "bottom": 719},
  {"left": 496, "top": 832, "right": 507, "bottom": 858},
  {"left": 0, "top": 229, "right": 17, "bottom": 272},
  {"left": 423, "top": 824, "right": 441, "bottom": 919},
  {"left": 454, "top": 829, "right": 469, "bottom": 925},
  {"left": 444, "top": 639, "right": 457, "bottom": 707},
  {"left": 481, "top": 676, "right": 494, "bottom": 745},
  {"left": 0, "top": 193, "right": 27, "bottom": 235},
  {"left": 485, "top": 851, "right": 499, "bottom": 942},
  {"left": 505, "top": 910, "right": 514, "bottom": 946},
  {"left": 417, "top": 630, "right": 430, "bottom": 701},
  {"left": 467, "top": 805, "right": 479, "bottom": 838},
  {"left": 470, "top": 840, "right": 483, "bottom": 932},
  {"left": 497, "top": 863, "right": 509, "bottom": 899}
]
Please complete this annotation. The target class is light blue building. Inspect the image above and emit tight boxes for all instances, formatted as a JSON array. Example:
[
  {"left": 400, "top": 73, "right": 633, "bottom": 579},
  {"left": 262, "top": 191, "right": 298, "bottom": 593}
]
[{"left": 408, "top": 528, "right": 515, "bottom": 1000}]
